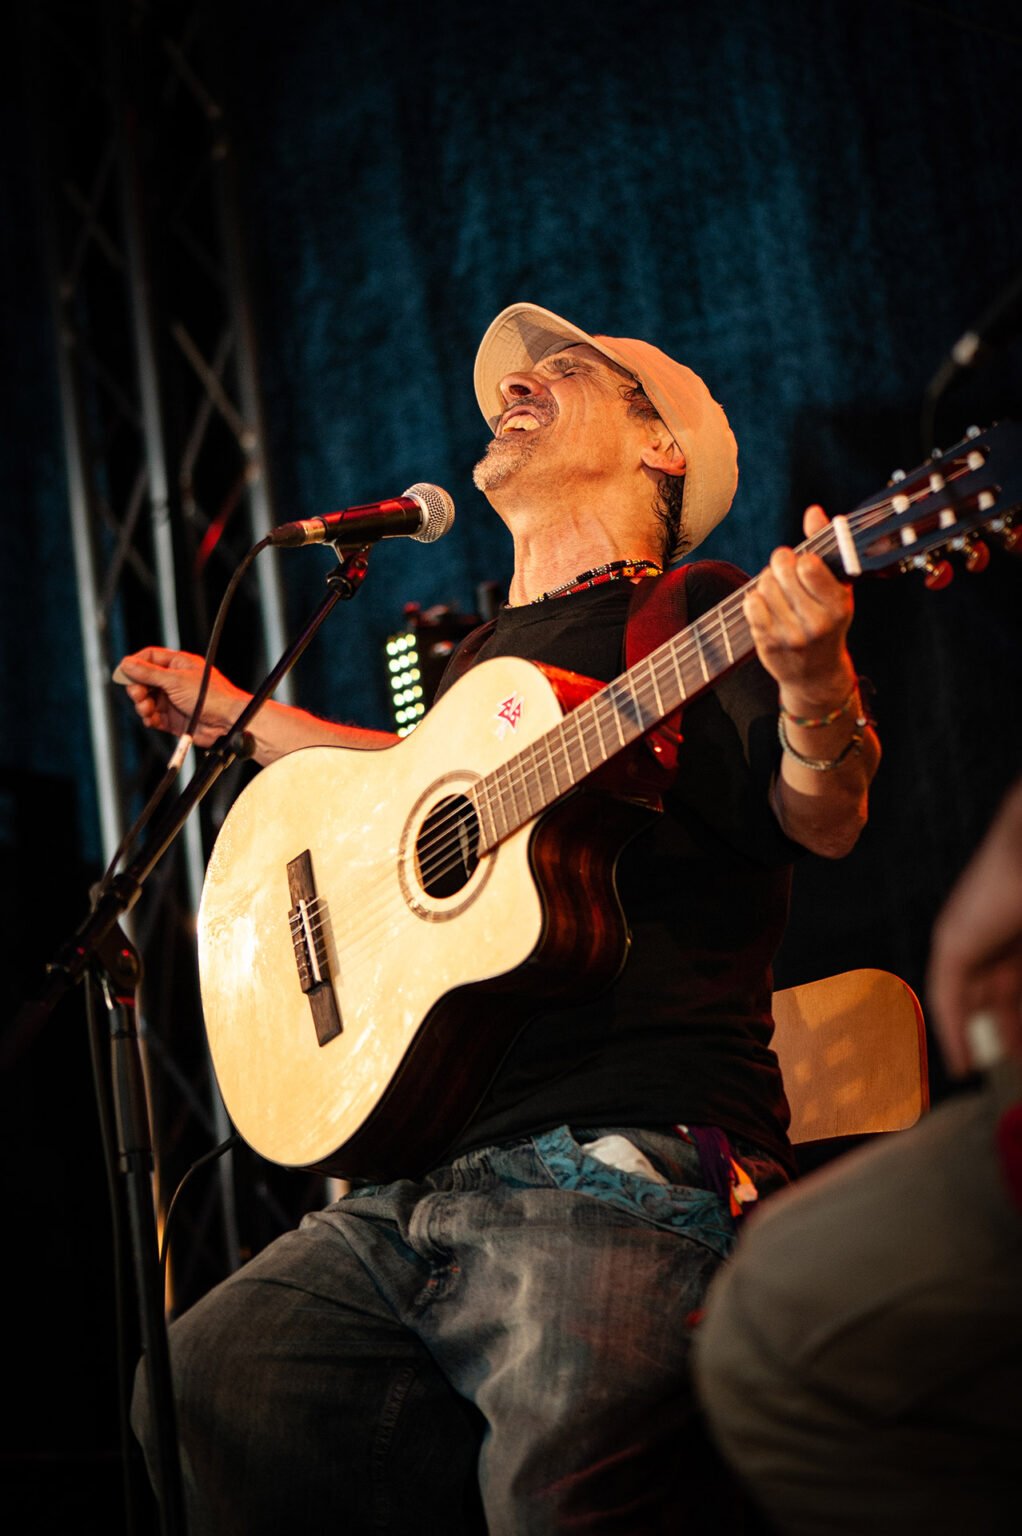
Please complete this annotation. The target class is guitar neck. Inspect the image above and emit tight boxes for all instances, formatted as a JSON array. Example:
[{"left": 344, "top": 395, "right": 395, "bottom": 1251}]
[
  {"left": 469, "top": 407, "right": 1022, "bottom": 854},
  {"left": 470, "top": 545, "right": 804, "bottom": 853}
]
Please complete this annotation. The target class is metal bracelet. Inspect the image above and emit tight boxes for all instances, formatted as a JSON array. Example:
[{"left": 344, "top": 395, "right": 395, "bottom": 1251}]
[{"left": 777, "top": 712, "right": 865, "bottom": 771}]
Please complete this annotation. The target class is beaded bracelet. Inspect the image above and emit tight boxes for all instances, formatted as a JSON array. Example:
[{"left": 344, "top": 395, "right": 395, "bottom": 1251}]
[
  {"left": 780, "top": 683, "right": 861, "bottom": 729},
  {"left": 777, "top": 712, "right": 866, "bottom": 771}
]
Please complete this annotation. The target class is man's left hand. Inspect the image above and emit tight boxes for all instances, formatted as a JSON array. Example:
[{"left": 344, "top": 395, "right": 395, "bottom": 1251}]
[
  {"left": 747, "top": 505, "right": 879, "bottom": 860},
  {"left": 743, "top": 504, "right": 855, "bottom": 703}
]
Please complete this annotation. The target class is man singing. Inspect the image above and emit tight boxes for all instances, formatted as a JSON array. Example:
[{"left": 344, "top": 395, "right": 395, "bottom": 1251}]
[{"left": 120, "top": 302, "right": 878, "bottom": 1533}]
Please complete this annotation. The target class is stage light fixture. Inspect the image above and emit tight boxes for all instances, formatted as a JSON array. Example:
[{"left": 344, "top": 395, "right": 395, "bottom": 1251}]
[{"left": 384, "top": 587, "right": 500, "bottom": 736}]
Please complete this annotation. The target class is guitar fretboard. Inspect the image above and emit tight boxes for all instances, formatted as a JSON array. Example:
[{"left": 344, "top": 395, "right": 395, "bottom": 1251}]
[
  {"left": 469, "top": 567, "right": 763, "bottom": 853},
  {"left": 462, "top": 417, "right": 1012, "bottom": 853}
]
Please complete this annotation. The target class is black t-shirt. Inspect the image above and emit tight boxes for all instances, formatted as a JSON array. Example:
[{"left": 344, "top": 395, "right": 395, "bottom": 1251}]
[{"left": 434, "top": 565, "right": 799, "bottom": 1168}]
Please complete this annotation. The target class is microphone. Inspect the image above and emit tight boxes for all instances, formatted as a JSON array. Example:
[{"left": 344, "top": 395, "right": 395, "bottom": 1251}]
[{"left": 268, "top": 483, "right": 455, "bottom": 548}]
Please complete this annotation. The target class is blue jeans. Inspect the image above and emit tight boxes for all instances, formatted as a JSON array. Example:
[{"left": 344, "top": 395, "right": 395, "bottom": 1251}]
[{"left": 133, "top": 1124, "right": 788, "bottom": 1534}]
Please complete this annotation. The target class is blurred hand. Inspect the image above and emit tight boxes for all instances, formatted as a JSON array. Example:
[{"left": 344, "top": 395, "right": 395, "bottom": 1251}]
[{"left": 927, "top": 778, "right": 1022, "bottom": 1074}]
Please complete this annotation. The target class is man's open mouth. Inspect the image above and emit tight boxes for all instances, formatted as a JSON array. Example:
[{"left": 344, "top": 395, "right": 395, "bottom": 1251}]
[{"left": 499, "top": 405, "right": 547, "bottom": 434}]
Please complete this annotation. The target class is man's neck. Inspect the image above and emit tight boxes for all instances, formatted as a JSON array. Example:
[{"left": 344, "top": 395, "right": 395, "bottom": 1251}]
[
  {"left": 507, "top": 537, "right": 662, "bottom": 606},
  {"left": 493, "top": 488, "right": 662, "bottom": 607}
]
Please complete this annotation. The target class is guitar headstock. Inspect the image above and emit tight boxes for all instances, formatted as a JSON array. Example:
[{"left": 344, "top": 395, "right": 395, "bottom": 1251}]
[{"left": 833, "top": 421, "right": 1022, "bottom": 588}]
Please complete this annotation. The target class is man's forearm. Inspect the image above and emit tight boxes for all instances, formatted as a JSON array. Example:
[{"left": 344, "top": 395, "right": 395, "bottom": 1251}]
[
  {"left": 772, "top": 672, "right": 881, "bottom": 858},
  {"left": 242, "top": 697, "right": 397, "bottom": 764}
]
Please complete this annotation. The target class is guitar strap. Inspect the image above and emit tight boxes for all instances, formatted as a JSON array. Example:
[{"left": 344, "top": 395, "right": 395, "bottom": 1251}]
[{"left": 623, "top": 565, "right": 689, "bottom": 785}]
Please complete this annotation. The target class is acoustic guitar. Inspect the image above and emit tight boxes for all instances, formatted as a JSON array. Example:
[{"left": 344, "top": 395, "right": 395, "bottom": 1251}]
[{"left": 196, "top": 424, "right": 1020, "bottom": 1180}]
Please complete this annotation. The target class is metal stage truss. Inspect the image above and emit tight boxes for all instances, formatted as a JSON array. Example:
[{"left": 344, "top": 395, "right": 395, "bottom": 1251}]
[{"left": 27, "top": 0, "right": 324, "bottom": 1313}]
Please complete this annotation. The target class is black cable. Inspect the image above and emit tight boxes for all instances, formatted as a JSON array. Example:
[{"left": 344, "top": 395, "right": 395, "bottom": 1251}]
[
  {"left": 94, "top": 536, "right": 271, "bottom": 904},
  {"left": 159, "top": 1134, "right": 241, "bottom": 1300}
]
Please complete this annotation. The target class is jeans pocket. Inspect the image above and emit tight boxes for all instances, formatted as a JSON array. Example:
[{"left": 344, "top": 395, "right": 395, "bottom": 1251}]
[{"left": 532, "top": 1125, "right": 736, "bottom": 1257}]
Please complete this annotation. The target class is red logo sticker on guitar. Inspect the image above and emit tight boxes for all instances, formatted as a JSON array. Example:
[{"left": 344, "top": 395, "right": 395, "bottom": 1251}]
[{"left": 496, "top": 694, "right": 523, "bottom": 733}]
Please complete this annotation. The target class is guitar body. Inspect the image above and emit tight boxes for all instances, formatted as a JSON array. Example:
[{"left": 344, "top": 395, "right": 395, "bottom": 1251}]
[{"left": 197, "top": 657, "right": 655, "bottom": 1180}]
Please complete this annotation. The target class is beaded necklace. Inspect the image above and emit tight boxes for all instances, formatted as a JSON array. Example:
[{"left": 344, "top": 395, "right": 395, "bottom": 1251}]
[{"left": 527, "top": 558, "right": 663, "bottom": 605}]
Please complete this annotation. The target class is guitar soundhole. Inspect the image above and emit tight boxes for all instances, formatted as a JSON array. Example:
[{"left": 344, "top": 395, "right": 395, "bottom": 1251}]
[{"left": 416, "top": 794, "right": 480, "bottom": 898}]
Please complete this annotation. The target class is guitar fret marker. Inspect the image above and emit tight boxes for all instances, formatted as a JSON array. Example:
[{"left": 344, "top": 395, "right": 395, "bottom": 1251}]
[
  {"left": 668, "top": 645, "right": 688, "bottom": 702},
  {"left": 718, "top": 609, "right": 735, "bottom": 665},
  {"left": 693, "top": 624, "right": 710, "bottom": 682},
  {"left": 647, "top": 660, "right": 665, "bottom": 716}
]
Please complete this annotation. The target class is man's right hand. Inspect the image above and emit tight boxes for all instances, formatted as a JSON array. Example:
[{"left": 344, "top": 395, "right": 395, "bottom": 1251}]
[
  {"left": 114, "top": 648, "right": 251, "bottom": 748},
  {"left": 114, "top": 646, "right": 398, "bottom": 764}
]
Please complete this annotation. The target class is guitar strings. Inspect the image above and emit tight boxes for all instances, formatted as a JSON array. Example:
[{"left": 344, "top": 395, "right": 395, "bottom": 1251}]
[
  {"left": 323, "top": 511, "right": 905, "bottom": 961},
  {"left": 289, "top": 895, "right": 332, "bottom": 984},
  {"left": 375, "top": 458, "right": 988, "bottom": 948},
  {"left": 350, "top": 517, "right": 838, "bottom": 918},
  {"left": 402, "top": 509, "right": 853, "bottom": 883},
  {"left": 329, "top": 473, "right": 973, "bottom": 941},
  {"left": 344, "top": 493, "right": 902, "bottom": 919},
  {"left": 436, "top": 463, "right": 975, "bottom": 877}
]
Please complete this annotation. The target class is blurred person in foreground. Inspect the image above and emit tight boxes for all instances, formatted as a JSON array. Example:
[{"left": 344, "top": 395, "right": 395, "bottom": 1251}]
[{"left": 693, "top": 775, "right": 1022, "bottom": 1534}]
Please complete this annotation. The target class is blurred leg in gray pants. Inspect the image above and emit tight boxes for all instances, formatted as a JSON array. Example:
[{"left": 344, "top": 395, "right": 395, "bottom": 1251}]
[{"left": 692, "top": 1061, "right": 1022, "bottom": 1535}]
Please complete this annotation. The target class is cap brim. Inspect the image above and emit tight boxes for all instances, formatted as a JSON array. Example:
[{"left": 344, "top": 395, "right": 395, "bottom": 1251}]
[{"left": 474, "top": 304, "right": 609, "bottom": 431}]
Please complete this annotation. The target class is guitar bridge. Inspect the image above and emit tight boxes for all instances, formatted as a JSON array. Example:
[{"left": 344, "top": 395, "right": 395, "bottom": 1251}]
[{"left": 287, "top": 849, "right": 342, "bottom": 1046}]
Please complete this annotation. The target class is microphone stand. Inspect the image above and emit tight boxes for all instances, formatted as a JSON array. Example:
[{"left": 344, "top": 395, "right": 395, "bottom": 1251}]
[
  {"left": 920, "top": 263, "right": 1022, "bottom": 454},
  {"left": 12, "top": 546, "right": 372, "bottom": 1536}
]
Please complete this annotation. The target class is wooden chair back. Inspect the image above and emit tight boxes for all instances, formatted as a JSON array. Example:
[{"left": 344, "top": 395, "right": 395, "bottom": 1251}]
[{"left": 771, "top": 968, "right": 929, "bottom": 1145}]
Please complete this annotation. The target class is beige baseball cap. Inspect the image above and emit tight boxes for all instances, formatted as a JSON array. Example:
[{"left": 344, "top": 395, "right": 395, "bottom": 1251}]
[{"left": 474, "top": 302, "right": 738, "bottom": 558}]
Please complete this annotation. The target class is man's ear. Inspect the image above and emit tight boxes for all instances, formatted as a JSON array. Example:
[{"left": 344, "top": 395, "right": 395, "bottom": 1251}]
[{"left": 639, "top": 431, "right": 686, "bottom": 477}]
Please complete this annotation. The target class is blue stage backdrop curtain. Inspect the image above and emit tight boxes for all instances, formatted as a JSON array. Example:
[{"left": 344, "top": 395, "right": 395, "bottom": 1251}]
[{"left": 3, "top": 0, "right": 1021, "bottom": 1068}]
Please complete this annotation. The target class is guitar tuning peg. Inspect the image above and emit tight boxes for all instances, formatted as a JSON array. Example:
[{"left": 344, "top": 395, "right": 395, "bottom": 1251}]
[
  {"left": 922, "top": 555, "right": 954, "bottom": 590},
  {"left": 1001, "top": 522, "right": 1022, "bottom": 556},
  {"left": 963, "top": 538, "right": 991, "bottom": 574}
]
